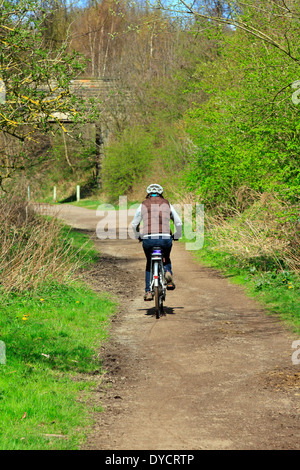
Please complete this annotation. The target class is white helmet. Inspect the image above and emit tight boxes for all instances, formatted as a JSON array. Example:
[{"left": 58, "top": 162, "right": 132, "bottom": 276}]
[{"left": 146, "top": 183, "right": 163, "bottom": 195}]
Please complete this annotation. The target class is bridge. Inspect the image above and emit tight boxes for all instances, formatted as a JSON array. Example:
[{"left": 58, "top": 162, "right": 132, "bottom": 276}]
[
  {"left": 46, "top": 78, "right": 128, "bottom": 189},
  {"left": 47, "top": 78, "right": 121, "bottom": 122},
  {"left": 0, "top": 78, "right": 127, "bottom": 190}
]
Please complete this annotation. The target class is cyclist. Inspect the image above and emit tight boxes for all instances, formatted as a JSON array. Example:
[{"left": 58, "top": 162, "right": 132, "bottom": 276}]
[{"left": 131, "top": 184, "right": 182, "bottom": 301}]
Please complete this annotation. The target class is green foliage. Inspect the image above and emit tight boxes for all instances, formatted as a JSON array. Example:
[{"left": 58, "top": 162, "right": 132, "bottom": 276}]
[
  {"left": 0, "top": 0, "right": 92, "bottom": 187},
  {"left": 0, "top": 282, "right": 116, "bottom": 449},
  {"left": 102, "top": 127, "right": 155, "bottom": 201},
  {"left": 0, "top": 226, "right": 116, "bottom": 449},
  {"left": 182, "top": 25, "right": 300, "bottom": 205}
]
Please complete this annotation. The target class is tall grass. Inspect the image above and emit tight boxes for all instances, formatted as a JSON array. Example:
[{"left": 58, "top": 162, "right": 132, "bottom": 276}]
[
  {"left": 206, "top": 193, "right": 300, "bottom": 273},
  {"left": 0, "top": 196, "right": 88, "bottom": 293},
  {"left": 185, "top": 192, "right": 300, "bottom": 332},
  {"left": 0, "top": 258, "right": 116, "bottom": 450},
  {"left": 0, "top": 200, "right": 116, "bottom": 449}
]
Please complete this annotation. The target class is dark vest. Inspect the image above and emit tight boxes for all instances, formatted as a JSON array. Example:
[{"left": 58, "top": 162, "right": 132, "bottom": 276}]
[{"left": 141, "top": 196, "right": 171, "bottom": 235}]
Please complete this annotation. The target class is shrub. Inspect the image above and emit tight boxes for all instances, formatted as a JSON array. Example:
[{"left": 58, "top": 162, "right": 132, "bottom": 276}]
[
  {"left": 0, "top": 196, "right": 85, "bottom": 293},
  {"left": 102, "top": 127, "right": 154, "bottom": 201},
  {"left": 206, "top": 193, "right": 300, "bottom": 273}
]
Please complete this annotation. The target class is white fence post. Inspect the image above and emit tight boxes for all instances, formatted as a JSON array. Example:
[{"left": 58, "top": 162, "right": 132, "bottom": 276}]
[
  {"left": 0, "top": 79, "right": 5, "bottom": 104},
  {"left": 0, "top": 341, "right": 5, "bottom": 365},
  {"left": 76, "top": 185, "right": 80, "bottom": 202},
  {"left": 53, "top": 186, "right": 56, "bottom": 203},
  {"left": 27, "top": 185, "right": 30, "bottom": 201}
]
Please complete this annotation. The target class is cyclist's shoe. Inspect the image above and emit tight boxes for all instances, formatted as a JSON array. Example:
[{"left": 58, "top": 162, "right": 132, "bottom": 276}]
[
  {"left": 144, "top": 291, "right": 153, "bottom": 301},
  {"left": 165, "top": 271, "right": 176, "bottom": 290},
  {"left": 167, "top": 281, "right": 176, "bottom": 290}
]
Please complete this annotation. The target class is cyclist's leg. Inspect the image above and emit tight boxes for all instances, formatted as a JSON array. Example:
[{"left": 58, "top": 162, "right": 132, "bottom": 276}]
[
  {"left": 143, "top": 236, "right": 173, "bottom": 294},
  {"left": 145, "top": 270, "right": 151, "bottom": 292},
  {"left": 161, "top": 238, "right": 175, "bottom": 289},
  {"left": 142, "top": 239, "right": 152, "bottom": 296},
  {"left": 161, "top": 237, "right": 173, "bottom": 274}
]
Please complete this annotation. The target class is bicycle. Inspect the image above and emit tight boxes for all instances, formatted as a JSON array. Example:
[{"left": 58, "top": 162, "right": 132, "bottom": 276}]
[{"left": 149, "top": 246, "right": 166, "bottom": 319}]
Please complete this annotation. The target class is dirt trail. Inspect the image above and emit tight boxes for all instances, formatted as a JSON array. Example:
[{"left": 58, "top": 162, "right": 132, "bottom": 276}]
[{"left": 45, "top": 204, "right": 300, "bottom": 450}]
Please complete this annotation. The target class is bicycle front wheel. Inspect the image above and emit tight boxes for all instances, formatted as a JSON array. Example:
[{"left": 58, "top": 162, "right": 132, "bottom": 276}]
[
  {"left": 154, "top": 286, "right": 160, "bottom": 319},
  {"left": 154, "top": 286, "right": 164, "bottom": 319}
]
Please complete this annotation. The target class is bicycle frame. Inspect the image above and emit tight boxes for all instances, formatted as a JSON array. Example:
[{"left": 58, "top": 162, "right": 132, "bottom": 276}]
[{"left": 149, "top": 247, "right": 166, "bottom": 318}]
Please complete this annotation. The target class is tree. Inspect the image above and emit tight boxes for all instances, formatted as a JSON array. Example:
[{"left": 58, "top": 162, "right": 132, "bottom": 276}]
[
  {"left": 172, "top": 0, "right": 300, "bottom": 64},
  {"left": 70, "top": 0, "right": 127, "bottom": 78},
  {"left": 179, "top": 4, "right": 300, "bottom": 204},
  {"left": 0, "top": 0, "right": 88, "bottom": 188}
]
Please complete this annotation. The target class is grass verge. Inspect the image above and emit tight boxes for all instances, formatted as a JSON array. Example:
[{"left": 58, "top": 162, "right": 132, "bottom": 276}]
[
  {"left": 0, "top": 228, "right": 116, "bottom": 450},
  {"left": 69, "top": 200, "right": 105, "bottom": 211},
  {"left": 184, "top": 234, "right": 300, "bottom": 335},
  {"left": 69, "top": 198, "right": 140, "bottom": 211}
]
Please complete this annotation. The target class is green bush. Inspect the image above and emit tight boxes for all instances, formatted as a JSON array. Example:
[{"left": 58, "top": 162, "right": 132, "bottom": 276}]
[
  {"left": 182, "top": 28, "right": 300, "bottom": 206},
  {"left": 102, "top": 127, "right": 155, "bottom": 201}
]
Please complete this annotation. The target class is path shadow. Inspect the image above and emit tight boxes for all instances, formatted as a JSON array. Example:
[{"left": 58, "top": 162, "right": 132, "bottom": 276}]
[
  {"left": 137, "top": 306, "right": 184, "bottom": 317},
  {"left": 59, "top": 179, "right": 97, "bottom": 203}
]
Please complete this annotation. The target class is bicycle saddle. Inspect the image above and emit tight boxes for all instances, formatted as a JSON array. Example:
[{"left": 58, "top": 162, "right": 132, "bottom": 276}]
[{"left": 151, "top": 247, "right": 163, "bottom": 255}]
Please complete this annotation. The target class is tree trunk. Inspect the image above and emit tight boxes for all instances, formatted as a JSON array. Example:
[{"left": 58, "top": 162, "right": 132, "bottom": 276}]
[{"left": 95, "top": 123, "right": 104, "bottom": 189}]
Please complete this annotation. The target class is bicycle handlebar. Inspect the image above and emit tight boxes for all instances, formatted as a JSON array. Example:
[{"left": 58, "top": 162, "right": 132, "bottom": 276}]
[{"left": 137, "top": 234, "right": 179, "bottom": 242}]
